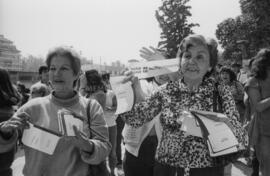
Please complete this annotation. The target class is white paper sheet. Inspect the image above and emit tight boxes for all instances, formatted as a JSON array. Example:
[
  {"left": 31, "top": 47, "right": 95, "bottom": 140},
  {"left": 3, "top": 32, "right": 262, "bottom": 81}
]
[
  {"left": 129, "top": 58, "right": 179, "bottom": 79},
  {"left": 110, "top": 76, "right": 134, "bottom": 114},
  {"left": 192, "top": 111, "right": 230, "bottom": 134},
  {"left": 58, "top": 111, "right": 84, "bottom": 136},
  {"left": 122, "top": 115, "right": 159, "bottom": 157},
  {"left": 208, "top": 129, "right": 238, "bottom": 153},
  {"left": 22, "top": 123, "right": 61, "bottom": 155},
  {"left": 207, "top": 140, "right": 238, "bottom": 157},
  {"left": 62, "top": 114, "right": 83, "bottom": 136},
  {"left": 192, "top": 110, "right": 239, "bottom": 156},
  {"left": 178, "top": 111, "right": 202, "bottom": 137},
  {"left": 122, "top": 125, "right": 142, "bottom": 144}
]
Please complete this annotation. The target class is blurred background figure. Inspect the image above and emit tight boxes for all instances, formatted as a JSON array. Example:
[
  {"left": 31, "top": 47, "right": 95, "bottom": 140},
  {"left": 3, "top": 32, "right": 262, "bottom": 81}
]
[
  {"left": 219, "top": 66, "right": 245, "bottom": 123},
  {"left": 0, "top": 67, "right": 20, "bottom": 176},
  {"left": 16, "top": 82, "right": 30, "bottom": 107},
  {"left": 245, "top": 48, "right": 270, "bottom": 176},
  {"left": 30, "top": 66, "right": 51, "bottom": 96},
  {"left": 29, "top": 83, "right": 50, "bottom": 99},
  {"left": 102, "top": 72, "right": 118, "bottom": 176}
]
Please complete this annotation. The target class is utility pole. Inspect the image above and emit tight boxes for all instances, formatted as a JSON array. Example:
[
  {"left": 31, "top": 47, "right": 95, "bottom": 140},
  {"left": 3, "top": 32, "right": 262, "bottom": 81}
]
[{"left": 99, "top": 56, "right": 102, "bottom": 72}]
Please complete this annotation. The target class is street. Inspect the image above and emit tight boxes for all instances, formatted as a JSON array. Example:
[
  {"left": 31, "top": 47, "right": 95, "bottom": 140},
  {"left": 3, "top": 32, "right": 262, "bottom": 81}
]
[{"left": 12, "top": 148, "right": 253, "bottom": 176}]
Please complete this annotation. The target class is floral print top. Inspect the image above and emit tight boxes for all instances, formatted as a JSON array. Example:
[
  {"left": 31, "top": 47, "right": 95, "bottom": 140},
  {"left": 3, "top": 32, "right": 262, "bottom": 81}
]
[{"left": 121, "top": 77, "right": 247, "bottom": 170}]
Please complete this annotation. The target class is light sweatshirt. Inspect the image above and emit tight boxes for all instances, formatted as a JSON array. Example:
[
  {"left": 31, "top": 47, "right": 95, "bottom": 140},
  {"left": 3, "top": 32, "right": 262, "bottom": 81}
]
[{"left": 0, "top": 92, "right": 111, "bottom": 176}]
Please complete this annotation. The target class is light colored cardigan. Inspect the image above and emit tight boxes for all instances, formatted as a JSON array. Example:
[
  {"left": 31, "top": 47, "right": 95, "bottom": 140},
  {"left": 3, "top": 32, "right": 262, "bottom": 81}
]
[{"left": 0, "top": 92, "right": 111, "bottom": 176}]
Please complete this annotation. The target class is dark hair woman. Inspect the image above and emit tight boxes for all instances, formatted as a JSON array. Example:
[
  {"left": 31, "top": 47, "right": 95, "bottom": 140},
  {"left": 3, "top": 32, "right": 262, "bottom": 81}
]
[
  {"left": 245, "top": 48, "right": 270, "bottom": 176},
  {"left": 121, "top": 34, "right": 247, "bottom": 176},
  {"left": 219, "top": 66, "right": 245, "bottom": 123},
  {"left": 0, "top": 68, "right": 20, "bottom": 176}
]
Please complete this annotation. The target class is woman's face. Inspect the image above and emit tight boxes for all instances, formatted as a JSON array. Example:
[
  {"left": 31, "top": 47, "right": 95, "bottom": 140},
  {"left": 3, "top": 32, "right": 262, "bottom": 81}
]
[
  {"left": 220, "top": 71, "right": 230, "bottom": 84},
  {"left": 49, "top": 56, "right": 78, "bottom": 98},
  {"left": 180, "top": 42, "right": 211, "bottom": 80}
]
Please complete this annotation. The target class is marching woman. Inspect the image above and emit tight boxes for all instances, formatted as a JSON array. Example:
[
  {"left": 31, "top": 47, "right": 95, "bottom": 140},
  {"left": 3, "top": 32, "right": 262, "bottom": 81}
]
[
  {"left": 0, "top": 46, "right": 111, "bottom": 176},
  {"left": 120, "top": 34, "right": 247, "bottom": 176}
]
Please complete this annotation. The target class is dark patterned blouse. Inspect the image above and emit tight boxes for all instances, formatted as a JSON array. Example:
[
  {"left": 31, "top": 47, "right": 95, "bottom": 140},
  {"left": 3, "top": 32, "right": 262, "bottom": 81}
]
[{"left": 121, "top": 77, "right": 247, "bottom": 170}]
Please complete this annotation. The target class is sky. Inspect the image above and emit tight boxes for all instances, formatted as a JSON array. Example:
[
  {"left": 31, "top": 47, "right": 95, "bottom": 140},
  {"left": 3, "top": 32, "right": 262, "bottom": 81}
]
[{"left": 0, "top": 0, "right": 241, "bottom": 65}]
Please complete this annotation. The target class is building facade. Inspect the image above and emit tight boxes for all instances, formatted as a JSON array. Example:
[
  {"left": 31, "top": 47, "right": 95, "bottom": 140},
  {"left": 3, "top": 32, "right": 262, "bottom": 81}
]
[{"left": 0, "top": 34, "right": 22, "bottom": 71}]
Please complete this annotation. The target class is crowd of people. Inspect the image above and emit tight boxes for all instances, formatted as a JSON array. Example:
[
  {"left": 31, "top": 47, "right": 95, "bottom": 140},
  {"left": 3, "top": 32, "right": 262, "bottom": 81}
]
[{"left": 0, "top": 34, "right": 269, "bottom": 176}]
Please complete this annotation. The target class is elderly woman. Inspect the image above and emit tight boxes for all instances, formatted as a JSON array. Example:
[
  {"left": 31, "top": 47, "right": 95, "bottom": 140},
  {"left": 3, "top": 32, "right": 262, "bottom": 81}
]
[
  {"left": 121, "top": 34, "right": 247, "bottom": 176},
  {"left": 245, "top": 48, "right": 270, "bottom": 176},
  {"left": 219, "top": 66, "right": 245, "bottom": 123},
  {"left": 0, "top": 46, "right": 111, "bottom": 176}
]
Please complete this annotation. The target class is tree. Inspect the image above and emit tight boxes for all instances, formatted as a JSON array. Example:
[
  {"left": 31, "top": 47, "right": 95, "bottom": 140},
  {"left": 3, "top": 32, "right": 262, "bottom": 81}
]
[
  {"left": 216, "top": 16, "right": 255, "bottom": 61},
  {"left": 156, "top": 0, "right": 199, "bottom": 58},
  {"left": 240, "top": 0, "right": 270, "bottom": 49},
  {"left": 216, "top": 0, "right": 270, "bottom": 62},
  {"left": 21, "top": 55, "right": 45, "bottom": 72}
]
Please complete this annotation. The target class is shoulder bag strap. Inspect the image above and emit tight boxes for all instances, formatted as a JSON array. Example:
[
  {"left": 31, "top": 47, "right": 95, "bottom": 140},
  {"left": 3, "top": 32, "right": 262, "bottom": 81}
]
[
  {"left": 213, "top": 82, "right": 223, "bottom": 113},
  {"left": 86, "top": 99, "right": 92, "bottom": 138},
  {"left": 86, "top": 99, "right": 108, "bottom": 140}
]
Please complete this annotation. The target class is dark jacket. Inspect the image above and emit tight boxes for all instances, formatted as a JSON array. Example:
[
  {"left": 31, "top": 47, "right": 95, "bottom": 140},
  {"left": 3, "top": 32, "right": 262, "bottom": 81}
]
[{"left": 0, "top": 106, "right": 16, "bottom": 176}]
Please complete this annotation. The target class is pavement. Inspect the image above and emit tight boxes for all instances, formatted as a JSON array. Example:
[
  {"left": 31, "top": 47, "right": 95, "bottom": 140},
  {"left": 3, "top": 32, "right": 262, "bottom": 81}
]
[{"left": 12, "top": 149, "right": 253, "bottom": 176}]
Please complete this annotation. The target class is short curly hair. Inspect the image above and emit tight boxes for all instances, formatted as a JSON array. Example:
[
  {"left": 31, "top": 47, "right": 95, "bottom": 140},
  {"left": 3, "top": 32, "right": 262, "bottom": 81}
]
[
  {"left": 176, "top": 34, "right": 218, "bottom": 77},
  {"left": 46, "top": 46, "right": 81, "bottom": 76},
  {"left": 251, "top": 48, "right": 270, "bottom": 80}
]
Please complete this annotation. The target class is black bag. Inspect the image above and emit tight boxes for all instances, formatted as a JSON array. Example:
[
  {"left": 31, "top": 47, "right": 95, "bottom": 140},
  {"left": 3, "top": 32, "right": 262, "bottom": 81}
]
[{"left": 86, "top": 99, "right": 110, "bottom": 176}]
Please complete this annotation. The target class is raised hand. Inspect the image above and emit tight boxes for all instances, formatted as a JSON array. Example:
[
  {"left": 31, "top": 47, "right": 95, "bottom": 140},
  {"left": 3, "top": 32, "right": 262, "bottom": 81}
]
[{"left": 139, "top": 46, "right": 166, "bottom": 61}]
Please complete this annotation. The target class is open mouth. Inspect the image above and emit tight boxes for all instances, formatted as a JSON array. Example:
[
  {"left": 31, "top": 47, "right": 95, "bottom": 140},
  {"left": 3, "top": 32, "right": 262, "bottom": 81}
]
[{"left": 187, "top": 68, "right": 199, "bottom": 72}]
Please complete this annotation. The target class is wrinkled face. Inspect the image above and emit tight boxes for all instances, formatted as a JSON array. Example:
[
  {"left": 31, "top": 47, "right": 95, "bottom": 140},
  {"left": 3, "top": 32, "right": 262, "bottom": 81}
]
[
  {"left": 180, "top": 42, "right": 211, "bottom": 80},
  {"left": 220, "top": 71, "right": 230, "bottom": 84},
  {"left": 49, "top": 56, "right": 78, "bottom": 96}
]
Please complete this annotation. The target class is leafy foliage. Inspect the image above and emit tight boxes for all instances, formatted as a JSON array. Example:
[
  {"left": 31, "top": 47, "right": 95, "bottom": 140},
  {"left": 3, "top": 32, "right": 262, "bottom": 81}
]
[
  {"left": 216, "top": 0, "right": 270, "bottom": 62},
  {"left": 156, "top": 0, "right": 199, "bottom": 58}
]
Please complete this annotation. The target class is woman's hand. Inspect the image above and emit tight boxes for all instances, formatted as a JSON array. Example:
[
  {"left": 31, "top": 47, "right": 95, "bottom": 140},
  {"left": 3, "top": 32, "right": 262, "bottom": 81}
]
[
  {"left": 140, "top": 46, "right": 166, "bottom": 61},
  {"left": 122, "top": 70, "right": 146, "bottom": 103},
  {"left": 0, "top": 112, "right": 30, "bottom": 135},
  {"left": 72, "top": 126, "right": 94, "bottom": 153}
]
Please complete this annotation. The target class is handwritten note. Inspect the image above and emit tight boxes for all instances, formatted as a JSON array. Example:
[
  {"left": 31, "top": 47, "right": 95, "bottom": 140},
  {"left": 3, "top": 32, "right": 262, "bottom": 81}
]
[
  {"left": 110, "top": 76, "right": 134, "bottom": 114},
  {"left": 122, "top": 124, "right": 142, "bottom": 144},
  {"left": 22, "top": 123, "right": 61, "bottom": 155}
]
